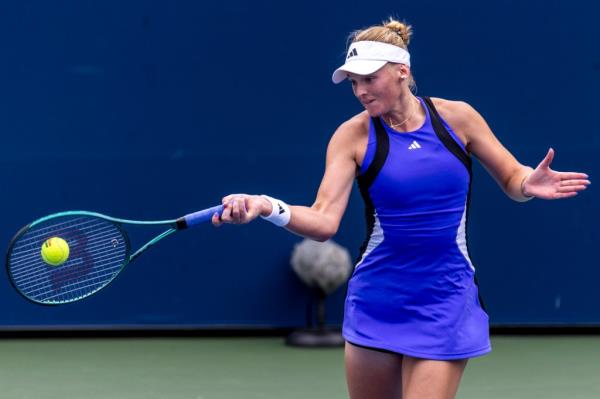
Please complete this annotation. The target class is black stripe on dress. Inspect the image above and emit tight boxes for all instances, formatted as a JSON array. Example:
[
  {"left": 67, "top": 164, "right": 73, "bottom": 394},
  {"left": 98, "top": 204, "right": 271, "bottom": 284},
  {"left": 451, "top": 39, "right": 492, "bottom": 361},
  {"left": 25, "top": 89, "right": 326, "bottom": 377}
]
[{"left": 356, "top": 117, "right": 389, "bottom": 262}]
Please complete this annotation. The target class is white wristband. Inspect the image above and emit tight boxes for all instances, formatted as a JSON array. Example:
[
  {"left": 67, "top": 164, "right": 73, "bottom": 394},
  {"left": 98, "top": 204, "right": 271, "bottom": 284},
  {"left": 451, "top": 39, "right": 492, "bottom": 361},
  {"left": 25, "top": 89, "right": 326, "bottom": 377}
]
[{"left": 260, "top": 195, "right": 291, "bottom": 227}]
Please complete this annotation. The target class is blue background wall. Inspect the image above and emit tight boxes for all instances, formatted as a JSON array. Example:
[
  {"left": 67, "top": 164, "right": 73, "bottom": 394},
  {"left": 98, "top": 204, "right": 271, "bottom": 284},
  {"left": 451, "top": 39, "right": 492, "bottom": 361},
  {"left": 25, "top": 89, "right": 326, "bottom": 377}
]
[{"left": 1, "top": 0, "right": 598, "bottom": 329}]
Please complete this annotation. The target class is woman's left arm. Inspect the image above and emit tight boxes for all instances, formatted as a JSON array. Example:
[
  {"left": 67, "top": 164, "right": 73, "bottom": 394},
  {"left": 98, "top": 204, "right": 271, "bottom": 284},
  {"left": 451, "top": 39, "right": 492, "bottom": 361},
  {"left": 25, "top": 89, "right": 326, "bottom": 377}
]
[{"left": 437, "top": 99, "right": 590, "bottom": 201}]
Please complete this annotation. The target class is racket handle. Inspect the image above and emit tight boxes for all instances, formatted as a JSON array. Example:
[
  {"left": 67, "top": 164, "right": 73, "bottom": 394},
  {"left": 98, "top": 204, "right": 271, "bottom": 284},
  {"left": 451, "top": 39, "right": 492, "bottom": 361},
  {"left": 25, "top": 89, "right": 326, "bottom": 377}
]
[{"left": 176, "top": 205, "right": 224, "bottom": 229}]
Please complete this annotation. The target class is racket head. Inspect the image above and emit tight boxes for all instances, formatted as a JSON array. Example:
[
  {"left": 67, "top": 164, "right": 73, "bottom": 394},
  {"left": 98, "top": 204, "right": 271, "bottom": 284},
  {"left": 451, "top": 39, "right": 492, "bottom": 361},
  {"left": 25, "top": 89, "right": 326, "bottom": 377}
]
[{"left": 6, "top": 211, "right": 131, "bottom": 305}]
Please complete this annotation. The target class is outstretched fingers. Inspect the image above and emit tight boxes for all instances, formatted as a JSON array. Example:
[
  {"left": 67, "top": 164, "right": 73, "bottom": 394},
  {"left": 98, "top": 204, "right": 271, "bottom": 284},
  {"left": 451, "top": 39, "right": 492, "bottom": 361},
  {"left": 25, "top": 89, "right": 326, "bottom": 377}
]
[
  {"left": 558, "top": 172, "right": 589, "bottom": 180},
  {"left": 552, "top": 191, "right": 579, "bottom": 199},
  {"left": 550, "top": 176, "right": 590, "bottom": 199},
  {"left": 557, "top": 185, "right": 587, "bottom": 193},
  {"left": 559, "top": 179, "right": 591, "bottom": 187},
  {"left": 557, "top": 172, "right": 591, "bottom": 193}
]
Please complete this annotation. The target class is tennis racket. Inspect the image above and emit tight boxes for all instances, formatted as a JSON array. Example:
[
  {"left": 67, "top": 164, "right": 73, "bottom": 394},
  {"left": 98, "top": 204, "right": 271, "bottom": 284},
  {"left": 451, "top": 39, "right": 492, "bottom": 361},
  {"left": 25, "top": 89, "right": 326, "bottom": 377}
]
[{"left": 5, "top": 205, "right": 223, "bottom": 305}]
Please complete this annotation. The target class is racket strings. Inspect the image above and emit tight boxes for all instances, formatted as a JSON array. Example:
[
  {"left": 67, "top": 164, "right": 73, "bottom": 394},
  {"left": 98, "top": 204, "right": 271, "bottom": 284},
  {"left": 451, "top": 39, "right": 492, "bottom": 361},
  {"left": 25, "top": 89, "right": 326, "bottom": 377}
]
[
  {"left": 12, "top": 252, "right": 123, "bottom": 292},
  {"left": 11, "top": 236, "right": 125, "bottom": 302},
  {"left": 8, "top": 216, "right": 129, "bottom": 304},
  {"left": 10, "top": 223, "right": 121, "bottom": 264}
]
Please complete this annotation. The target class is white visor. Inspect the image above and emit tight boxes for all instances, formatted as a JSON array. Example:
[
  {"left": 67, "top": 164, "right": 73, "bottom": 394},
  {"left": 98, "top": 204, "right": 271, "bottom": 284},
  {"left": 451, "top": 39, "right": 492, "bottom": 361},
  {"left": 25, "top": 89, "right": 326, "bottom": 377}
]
[{"left": 331, "top": 41, "right": 411, "bottom": 84}]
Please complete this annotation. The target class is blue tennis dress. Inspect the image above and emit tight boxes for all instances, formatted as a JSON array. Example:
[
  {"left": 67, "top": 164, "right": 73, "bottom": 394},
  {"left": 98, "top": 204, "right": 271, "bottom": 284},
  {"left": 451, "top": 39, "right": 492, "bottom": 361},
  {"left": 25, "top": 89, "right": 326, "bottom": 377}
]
[{"left": 343, "top": 97, "right": 491, "bottom": 360}]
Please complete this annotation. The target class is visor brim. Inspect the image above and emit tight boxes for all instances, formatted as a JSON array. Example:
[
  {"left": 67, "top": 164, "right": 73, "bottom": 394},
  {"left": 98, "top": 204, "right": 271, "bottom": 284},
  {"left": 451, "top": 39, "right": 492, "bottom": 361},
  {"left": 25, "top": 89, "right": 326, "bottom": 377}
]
[{"left": 331, "top": 60, "right": 388, "bottom": 84}]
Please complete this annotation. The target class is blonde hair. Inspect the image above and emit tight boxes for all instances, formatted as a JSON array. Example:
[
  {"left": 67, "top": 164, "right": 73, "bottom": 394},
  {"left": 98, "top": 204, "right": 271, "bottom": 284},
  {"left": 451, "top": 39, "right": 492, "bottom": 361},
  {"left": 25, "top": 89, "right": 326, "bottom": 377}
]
[
  {"left": 352, "top": 18, "right": 413, "bottom": 49},
  {"left": 350, "top": 18, "right": 416, "bottom": 90}
]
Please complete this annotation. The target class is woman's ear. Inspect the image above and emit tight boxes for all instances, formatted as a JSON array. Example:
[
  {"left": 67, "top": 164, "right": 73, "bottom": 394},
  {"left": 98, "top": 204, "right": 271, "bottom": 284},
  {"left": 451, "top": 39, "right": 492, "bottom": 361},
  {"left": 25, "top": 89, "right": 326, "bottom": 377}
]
[
  {"left": 394, "top": 64, "right": 410, "bottom": 80},
  {"left": 401, "top": 64, "right": 411, "bottom": 79}
]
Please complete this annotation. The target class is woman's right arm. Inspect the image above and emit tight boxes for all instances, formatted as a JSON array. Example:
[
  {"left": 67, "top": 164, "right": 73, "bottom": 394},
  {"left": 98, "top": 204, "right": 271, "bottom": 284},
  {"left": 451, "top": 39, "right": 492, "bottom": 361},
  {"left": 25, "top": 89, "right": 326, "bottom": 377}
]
[{"left": 214, "top": 119, "right": 363, "bottom": 242}]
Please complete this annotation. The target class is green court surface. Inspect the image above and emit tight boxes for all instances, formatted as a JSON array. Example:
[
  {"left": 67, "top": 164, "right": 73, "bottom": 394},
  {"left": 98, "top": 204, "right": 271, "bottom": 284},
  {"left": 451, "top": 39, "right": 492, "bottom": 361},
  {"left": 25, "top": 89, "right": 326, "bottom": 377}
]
[{"left": 0, "top": 335, "right": 598, "bottom": 398}]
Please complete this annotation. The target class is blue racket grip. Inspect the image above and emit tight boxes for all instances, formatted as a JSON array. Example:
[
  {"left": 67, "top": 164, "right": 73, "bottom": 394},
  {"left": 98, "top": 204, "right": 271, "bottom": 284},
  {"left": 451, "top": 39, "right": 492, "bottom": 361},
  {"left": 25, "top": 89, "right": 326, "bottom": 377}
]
[{"left": 176, "top": 205, "right": 224, "bottom": 229}]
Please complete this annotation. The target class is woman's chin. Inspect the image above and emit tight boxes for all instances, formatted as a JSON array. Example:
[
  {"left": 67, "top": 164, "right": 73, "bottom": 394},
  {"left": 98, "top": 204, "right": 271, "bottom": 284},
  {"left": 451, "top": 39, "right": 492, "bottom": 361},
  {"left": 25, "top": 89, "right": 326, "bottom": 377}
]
[{"left": 364, "top": 105, "right": 383, "bottom": 117}]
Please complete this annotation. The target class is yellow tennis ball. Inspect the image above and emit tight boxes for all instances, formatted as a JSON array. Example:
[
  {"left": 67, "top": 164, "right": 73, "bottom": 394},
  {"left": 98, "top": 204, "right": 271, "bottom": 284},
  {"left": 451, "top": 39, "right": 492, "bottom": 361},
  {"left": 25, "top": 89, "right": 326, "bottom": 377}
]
[{"left": 40, "top": 237, "right": 70, "bottom": 266}]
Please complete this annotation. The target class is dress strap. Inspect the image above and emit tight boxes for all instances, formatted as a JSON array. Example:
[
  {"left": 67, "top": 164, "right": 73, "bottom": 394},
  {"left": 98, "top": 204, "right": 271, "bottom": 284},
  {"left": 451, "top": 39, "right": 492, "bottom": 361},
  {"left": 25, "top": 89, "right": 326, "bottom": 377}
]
[
  {"left": 357, "top": 117, "right": 390, "bottom": 192},
  {"left": 422, "top": 96, "right": 471, "bottom": 173}
]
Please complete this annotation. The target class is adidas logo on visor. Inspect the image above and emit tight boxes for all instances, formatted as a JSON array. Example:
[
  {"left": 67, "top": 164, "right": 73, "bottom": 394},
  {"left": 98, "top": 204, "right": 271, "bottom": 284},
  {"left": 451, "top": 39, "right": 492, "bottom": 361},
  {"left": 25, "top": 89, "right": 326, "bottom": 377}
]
[{"left": 347, "top": 48, "right": 358, "bottom": 59}]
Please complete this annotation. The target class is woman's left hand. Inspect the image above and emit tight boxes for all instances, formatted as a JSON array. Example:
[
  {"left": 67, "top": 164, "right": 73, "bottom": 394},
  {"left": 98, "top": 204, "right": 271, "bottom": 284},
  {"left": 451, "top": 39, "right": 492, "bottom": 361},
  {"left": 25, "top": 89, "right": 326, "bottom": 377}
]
[{"left": 522, "top": 148, "right": 591, "bottom": 199}]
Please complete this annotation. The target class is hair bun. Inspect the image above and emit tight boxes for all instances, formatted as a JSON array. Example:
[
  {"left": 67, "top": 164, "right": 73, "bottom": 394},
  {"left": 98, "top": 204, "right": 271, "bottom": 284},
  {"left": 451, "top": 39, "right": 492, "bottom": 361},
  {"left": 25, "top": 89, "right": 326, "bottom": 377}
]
[{"left": 384, "top": 19, "right": 412, "bottom": 46}]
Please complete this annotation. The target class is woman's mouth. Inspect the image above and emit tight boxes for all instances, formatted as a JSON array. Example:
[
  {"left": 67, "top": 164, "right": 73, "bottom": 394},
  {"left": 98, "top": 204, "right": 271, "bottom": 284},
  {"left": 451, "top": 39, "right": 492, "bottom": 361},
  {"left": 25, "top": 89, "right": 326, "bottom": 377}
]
[{"left": 362, "top": 99, "right": 375, "bottom": 106}]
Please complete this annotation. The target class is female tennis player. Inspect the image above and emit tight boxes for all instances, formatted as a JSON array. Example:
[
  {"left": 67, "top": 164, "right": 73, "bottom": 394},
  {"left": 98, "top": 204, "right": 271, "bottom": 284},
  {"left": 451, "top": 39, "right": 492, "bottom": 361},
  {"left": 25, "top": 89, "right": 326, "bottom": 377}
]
[{"left": 213, "top": 19, "right": 590, "bottom": 399}]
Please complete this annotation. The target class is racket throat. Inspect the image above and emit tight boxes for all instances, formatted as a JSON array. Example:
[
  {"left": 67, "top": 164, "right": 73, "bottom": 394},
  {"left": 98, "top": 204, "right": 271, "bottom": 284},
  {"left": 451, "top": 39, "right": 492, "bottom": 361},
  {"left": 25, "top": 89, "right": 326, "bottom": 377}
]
[{"left": 129, "top": 228, "right": 177, "bottom": 262}]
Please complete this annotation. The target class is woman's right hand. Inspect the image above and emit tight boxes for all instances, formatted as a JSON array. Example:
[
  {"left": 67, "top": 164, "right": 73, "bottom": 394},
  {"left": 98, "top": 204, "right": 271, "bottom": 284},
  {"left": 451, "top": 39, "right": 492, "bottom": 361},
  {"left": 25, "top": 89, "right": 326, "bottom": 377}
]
[{"left": 212, "top": 194, "right": 272, "bottom": 226}]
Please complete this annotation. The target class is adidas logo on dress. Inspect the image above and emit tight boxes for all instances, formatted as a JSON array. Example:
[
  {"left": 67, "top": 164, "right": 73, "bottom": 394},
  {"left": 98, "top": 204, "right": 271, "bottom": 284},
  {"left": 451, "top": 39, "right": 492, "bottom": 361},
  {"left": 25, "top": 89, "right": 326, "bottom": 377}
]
[{"left": 408, "top": 140, "right": 421, "bottom": 150}]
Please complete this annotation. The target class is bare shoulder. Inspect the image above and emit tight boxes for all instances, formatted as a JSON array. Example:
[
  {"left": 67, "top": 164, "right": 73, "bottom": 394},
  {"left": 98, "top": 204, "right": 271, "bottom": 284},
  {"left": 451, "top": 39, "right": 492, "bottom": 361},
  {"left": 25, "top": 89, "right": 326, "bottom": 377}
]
[
  {"left": 430, "top": 97, "right": 487, "bottom": 147},
  {"left": 430, "top": 97, "right": 475, "bottom": 118},
  {"left": 328, "top": 111, "right": 370, "bottom": 160},
  {"left": 333, "top": 111, "right": 370, "bottom": 141}
]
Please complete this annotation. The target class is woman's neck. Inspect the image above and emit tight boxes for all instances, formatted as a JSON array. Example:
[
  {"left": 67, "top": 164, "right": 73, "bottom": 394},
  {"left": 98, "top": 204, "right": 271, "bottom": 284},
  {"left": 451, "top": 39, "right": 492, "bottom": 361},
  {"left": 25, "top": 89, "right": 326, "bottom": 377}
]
[{"left": 383, "top": 95, "right": 421, "bottom": 132}]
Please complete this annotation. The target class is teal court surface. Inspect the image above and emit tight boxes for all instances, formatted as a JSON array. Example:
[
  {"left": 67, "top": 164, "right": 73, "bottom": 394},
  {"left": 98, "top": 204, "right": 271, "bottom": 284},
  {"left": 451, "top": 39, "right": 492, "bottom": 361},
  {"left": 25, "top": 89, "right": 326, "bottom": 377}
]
[{"left": 0, "top": 335, "right": 599, "bottom": 398}]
